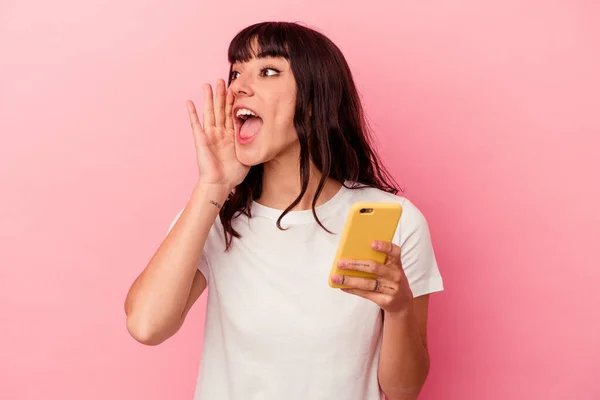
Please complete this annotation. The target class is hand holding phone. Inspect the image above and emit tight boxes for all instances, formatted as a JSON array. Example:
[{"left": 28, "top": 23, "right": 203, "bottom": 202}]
[{"left": 328, "top": 202, "right": 403, "bottom": 289}]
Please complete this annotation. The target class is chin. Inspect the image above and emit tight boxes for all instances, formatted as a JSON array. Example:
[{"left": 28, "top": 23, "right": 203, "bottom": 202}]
[
  {"left": 234, "top": 130, "right": 298, "bottom": 167},
  {"left": 234, "top": 143, "right": 269, "bottom": 167}
]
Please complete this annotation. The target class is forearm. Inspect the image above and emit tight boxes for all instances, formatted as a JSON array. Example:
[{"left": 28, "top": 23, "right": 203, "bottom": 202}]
[
  {"left": 378, "top": 307, "right": 430, "bottom": 400},
  {"left": 125, "top": 182, "right": 229, "bottom": 341}
]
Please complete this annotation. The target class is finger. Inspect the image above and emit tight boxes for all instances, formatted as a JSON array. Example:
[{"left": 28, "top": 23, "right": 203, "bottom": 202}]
[
  {"left": 338, "top": 260, "right": 385, "bottom": 277},
  {"left": 339, "top": 259, "right": 403, "bottom": 281},
  {"left": 331, "top": 274, "right": 395, "bottom": 294},
  {"left": 186, "top": 100, "right": 205, "bottom": 145},
  {"left": 214, "top": 79, "right": 226, "bottom": 128},
  {"left": 224, "top": 85, "right": 235, "bottom": 131},
  {"left": 203, "top": 83, "right": 215, "bottom": 128},
  {"left": 372, "top": 241, "right": 401, "bottom": 262}
]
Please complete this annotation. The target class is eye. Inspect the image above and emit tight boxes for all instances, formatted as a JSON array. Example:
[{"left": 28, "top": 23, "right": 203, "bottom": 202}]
[
  {"left": 261, "top": 67, "right": 280, "bottom": 77},
  {"left": 230, "top": 70, "right": 240, "bottom": 81}
]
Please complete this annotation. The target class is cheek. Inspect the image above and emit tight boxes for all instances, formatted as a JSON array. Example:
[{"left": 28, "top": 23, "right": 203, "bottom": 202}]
[
  {"left": 268, "top": 98, "right": 295, "bottom": 134},
  {"left": 276, "top": 94, "right": 296, "bottom": 126}
]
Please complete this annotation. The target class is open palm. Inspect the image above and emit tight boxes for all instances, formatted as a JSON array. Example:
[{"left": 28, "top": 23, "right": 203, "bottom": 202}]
[{"left": 187, "top": 80, "right": 249, "bottom": 190}]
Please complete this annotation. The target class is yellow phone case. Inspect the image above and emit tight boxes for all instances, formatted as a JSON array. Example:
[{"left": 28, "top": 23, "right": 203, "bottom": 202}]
[{"left": 328, "top": 201, "right": 403, "bottom": 288}]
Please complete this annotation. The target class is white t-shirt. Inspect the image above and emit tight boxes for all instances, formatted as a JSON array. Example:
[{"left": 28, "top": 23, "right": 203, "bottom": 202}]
[{"left": 169, "top": 182, "right": 444, "bottom": 400}]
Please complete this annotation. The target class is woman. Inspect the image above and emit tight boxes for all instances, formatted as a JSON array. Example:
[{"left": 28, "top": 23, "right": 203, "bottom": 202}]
[{"left": 125, "top": 21, "right": 444, "bottom": 400}]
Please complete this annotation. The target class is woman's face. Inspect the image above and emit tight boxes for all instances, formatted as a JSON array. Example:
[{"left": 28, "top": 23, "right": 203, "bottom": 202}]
[{"left": 230, "top": 54, "right": 299, "bottom": 166}]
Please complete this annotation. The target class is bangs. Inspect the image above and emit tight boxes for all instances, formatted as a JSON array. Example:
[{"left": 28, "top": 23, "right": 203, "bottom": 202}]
[{"left": 228, "top": 22, "right": 290, "bottom": 63}]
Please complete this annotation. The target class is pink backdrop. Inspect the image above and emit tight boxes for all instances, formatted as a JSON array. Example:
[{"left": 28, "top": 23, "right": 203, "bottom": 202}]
[{"left": 1, "top": 0, "right": 599, "bottom": 399}]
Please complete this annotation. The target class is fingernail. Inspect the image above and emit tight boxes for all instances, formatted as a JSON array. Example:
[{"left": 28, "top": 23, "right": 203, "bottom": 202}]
[
  {"left": 337, "top": 260, "right": 345, "bottom": 268},
  {"left": 372, "top": 241, "right": 379, "bottom": 249},
  {"left": 331, "top": 275, "right": 341, "bottom": 284}
]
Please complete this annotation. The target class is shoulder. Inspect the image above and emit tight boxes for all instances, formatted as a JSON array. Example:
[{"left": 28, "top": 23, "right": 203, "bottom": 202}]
[
  {"left": 345, "top": 182, "right": 427, "bottom": 225},
  {"left": 347, "top": 183, "right": 443, "bottom": 295},
  {"left": 344, "top": 182, "right": 432, "bottom": 247}
]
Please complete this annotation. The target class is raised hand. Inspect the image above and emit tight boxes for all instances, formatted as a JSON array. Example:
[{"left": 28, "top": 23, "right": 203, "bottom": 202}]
[{"left": 187, "top": 79, "right": 250, "bottom": 190}]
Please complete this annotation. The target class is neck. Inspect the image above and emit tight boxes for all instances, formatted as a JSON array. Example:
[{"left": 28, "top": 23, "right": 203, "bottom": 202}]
[{"left": 257, "top": 148, "right": 342, "bottom": 211}]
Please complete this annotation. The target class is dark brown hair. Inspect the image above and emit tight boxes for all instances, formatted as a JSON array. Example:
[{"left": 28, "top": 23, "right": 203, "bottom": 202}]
[{"left": 220, "top": 21, "right": 400, "bottom": 249}]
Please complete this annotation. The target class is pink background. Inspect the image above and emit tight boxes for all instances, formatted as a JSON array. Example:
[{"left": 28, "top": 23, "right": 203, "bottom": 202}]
[{"left": 1, "top": 0, "right": 599, "bottom": 399}]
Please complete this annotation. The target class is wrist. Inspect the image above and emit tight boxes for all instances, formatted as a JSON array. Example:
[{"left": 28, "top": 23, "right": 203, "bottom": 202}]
[
  {"left": 192, "top": 182, "right": 232, "bottom": 207},
  {"left": 384, "top": 302, "right": 415, "bottom": 321}
]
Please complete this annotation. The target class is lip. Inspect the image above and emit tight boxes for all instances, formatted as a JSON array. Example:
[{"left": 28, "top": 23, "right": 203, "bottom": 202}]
[
  {"left": 233, "top": 104, "right": 259, "bottom": 117},
  {"left": 233, "top": 104, "right": 261, "bottom": 145}
]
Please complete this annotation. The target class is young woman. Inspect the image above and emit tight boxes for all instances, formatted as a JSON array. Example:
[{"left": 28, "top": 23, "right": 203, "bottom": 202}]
[{"left": 125, "top": 21, "right": 444, "bottom": 400}]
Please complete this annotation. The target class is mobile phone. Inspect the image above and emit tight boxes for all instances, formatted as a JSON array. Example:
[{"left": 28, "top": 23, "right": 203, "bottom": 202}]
[{"left": 328, "top": 201, "right": 403, "bottom": 288}]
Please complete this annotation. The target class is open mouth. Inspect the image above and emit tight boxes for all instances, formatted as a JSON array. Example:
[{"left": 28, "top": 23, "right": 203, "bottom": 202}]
[{"left": 235, "top": 107, "right": 263, "bottom": 141}]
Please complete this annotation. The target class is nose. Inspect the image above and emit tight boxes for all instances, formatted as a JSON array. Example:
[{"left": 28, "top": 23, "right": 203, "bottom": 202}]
[{"left": 229, "top": 72, "right": 254, "bottom": 98}]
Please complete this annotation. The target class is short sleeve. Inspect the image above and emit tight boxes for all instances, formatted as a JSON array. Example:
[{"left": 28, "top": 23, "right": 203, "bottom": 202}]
[
  {"left": 393, "top": 199, "right": 444, "bottom": 298},
  {"left": 166, "top": 207, "right": 210, "bottom": 279}
]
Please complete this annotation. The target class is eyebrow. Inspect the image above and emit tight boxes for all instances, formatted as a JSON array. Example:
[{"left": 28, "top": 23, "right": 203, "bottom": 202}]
[{"left": 233, "top": 55, "right": 286, "bottom": 66}]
